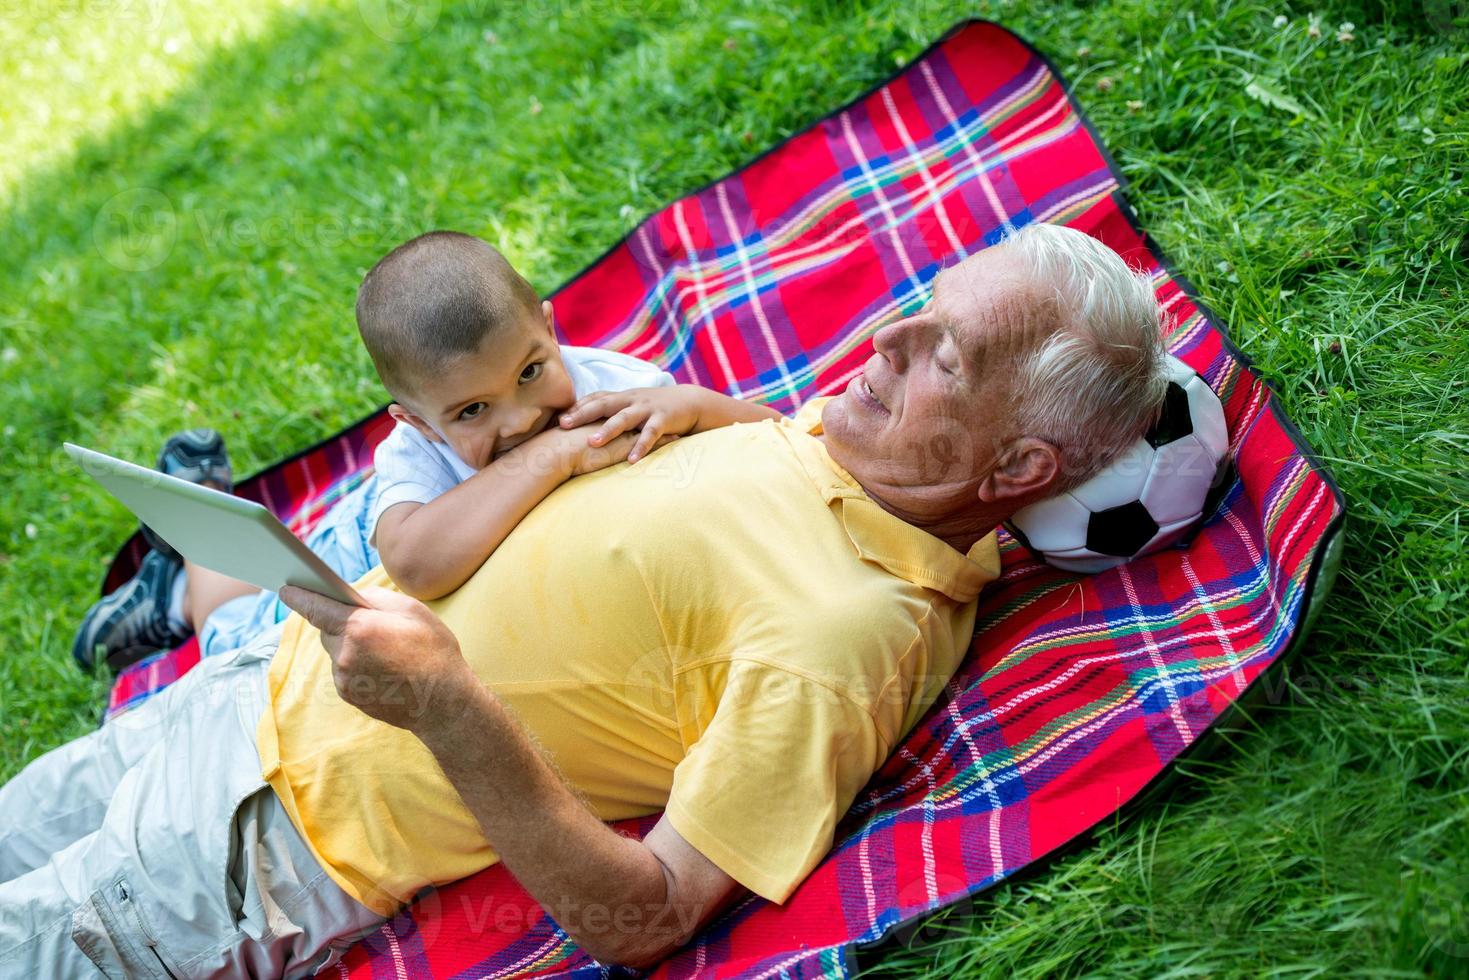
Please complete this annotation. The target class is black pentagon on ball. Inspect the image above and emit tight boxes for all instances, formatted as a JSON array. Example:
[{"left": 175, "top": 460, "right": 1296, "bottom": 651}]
[
  {"left": 1085, "top": 501, "right": 1160, "bottom": 557},
  {"left": 1145, "top": 380, "right": 1193, "bottom": 448}
]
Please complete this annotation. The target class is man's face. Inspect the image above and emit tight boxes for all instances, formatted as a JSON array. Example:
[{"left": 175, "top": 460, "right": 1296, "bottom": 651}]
[
  {"left": 820, "top": 246, "right": 1050, "bottom": 520},
  {"left": 391, "top": 300, "right": 577, "bottom": 469}
]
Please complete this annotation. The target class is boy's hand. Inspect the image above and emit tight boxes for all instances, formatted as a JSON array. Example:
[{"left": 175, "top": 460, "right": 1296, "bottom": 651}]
[
  {"left": 559, "top": 386, "right": 711, "bottom": 463},
  {"left": 529, "top": 423, "right": 678, "bottom": 477}
]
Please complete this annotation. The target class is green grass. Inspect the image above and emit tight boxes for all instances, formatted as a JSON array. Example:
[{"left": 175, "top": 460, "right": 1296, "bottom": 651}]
[{"left": 1, "top": 0, "right": 1465, "bottom": 975}]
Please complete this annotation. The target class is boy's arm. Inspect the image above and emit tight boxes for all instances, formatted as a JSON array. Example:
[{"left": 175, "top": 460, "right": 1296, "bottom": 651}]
[
  {"left": 558, "top": 385, "right": 783, "bottom": 463},
  {"left": 376, "top": 425, "right": 647, "bottom": 600}
]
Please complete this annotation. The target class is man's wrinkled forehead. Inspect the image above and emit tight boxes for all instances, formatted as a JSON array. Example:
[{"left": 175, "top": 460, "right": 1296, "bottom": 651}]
[{"left": 930, "top": 245, "right": 1055, "bottom": 370}]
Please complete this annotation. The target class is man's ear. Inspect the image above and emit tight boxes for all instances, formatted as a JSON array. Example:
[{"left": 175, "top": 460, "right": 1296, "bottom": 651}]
[
  {"left": 977, "top": 437, "right": 1061, "bottom": 505},
  {"left": 387, "top": 403, "right": 444, "bottom": 444}
]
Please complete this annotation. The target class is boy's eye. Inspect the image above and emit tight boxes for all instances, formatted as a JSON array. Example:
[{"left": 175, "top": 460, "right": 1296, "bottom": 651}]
[
  {"left": 519, "top": 362, "right": 544, "bottom": 384},
  {"left": 459, "top": 402, "right": 486, "bottom": 421}
]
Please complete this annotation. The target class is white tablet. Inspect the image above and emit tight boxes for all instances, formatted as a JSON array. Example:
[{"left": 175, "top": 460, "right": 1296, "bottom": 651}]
[{"left": 66, "top": 443, "right": 366, "bottom": 607}]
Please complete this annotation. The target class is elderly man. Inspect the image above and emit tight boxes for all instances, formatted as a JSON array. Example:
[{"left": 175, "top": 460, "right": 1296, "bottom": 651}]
[{"left": 0, "top": 223, "right": 1167, "bottom": 976}]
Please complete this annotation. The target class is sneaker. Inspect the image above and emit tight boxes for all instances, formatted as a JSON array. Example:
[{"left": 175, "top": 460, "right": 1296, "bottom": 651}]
[
  {"left": 71, "top": 549, "right": 190, "bottom": 672},
  {"left": 141, "top": 429, "right": 233, "bottom": 559}
]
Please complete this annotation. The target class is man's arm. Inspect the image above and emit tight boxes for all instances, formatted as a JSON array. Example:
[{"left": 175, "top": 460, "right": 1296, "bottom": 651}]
[
  {"left": 278, "top": 586, "right": 744, "bottom": 967},
  {"left": 376, "top": 425, "right": 650, "bottom": 601},
  {"left": 419, "top": 676, "right": 744, "bottom": 966}
]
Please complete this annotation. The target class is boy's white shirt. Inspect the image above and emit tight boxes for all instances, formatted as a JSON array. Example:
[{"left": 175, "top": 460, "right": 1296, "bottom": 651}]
[{"left": 368, "top": 345, "right": 676, "bottom": 544}]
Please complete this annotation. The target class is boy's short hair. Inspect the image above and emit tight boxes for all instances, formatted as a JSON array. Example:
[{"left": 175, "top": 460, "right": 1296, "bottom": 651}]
[{"left": 355, "top": 231, "right": 541, "bottom": 397}]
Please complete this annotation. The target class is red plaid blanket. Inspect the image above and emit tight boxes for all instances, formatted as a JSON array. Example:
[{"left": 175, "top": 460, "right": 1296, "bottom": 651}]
[{"left": 102, "top": 19, "right": 1345, "bottom": 978}]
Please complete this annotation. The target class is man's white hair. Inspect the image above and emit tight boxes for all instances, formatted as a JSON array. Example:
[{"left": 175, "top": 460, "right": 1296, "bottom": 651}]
[{"left": 1002, "top": 222, "right": 1169, "bottom": 488}]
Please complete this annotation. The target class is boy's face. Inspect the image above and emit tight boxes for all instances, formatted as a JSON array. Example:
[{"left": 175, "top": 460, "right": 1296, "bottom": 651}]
[{"left": 388, "top": 299, "right": 577, "bottom": 469}]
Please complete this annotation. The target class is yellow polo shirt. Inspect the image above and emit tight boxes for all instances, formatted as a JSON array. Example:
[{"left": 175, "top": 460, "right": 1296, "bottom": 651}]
[{"left": 257, "top": 399, "right": 1000, "bottom": 914}]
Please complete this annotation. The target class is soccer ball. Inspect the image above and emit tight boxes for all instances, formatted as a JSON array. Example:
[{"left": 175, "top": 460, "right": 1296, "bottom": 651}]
[{"left": 1007, "top": 355, "right": 1231, "bottom": 573}]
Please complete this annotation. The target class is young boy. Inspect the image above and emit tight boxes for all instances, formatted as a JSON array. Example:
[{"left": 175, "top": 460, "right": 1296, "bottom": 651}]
[{"left": 73, "top": 231, "right": 781, "bottom": 669}]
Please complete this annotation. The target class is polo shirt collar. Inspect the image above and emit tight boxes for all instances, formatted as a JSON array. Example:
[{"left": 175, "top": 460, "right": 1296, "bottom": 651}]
[{"left": 781, "top": 398, "right": 1001, "bottom": 604}]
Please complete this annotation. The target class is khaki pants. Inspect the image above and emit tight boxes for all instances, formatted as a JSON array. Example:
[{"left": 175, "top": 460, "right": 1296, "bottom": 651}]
[{"left": 0, "top": 626, "right": 384, "bottom": 978}]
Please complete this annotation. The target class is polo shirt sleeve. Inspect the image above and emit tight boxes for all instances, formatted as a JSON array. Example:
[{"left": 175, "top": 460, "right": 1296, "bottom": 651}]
[{"left": 663, "top": 660, "right": 887, "bottom": 904}]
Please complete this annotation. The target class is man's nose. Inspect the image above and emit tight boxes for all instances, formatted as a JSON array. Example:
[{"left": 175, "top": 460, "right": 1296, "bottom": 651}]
[{"left": 872, "top": 319, "right": 910, "bottom": 372}]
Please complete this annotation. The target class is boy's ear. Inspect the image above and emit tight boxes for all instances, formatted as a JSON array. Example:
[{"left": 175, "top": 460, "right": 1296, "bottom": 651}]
[
  {"left": 387, "top": 403, "right": 443, "bottom": 444},
  {"left": 541, "top": 299, "right": 556, "bottom": 337}
]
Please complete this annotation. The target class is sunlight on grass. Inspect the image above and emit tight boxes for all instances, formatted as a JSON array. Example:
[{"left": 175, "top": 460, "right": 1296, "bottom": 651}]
[{"left": 0, "top": 0, "right": 342, "bottom": 202}]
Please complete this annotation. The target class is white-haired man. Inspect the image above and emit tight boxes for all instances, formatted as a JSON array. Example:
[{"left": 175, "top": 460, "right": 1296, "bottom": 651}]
[{"left": 0, "top": 223, "right": 1167, "bottom": 976}]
